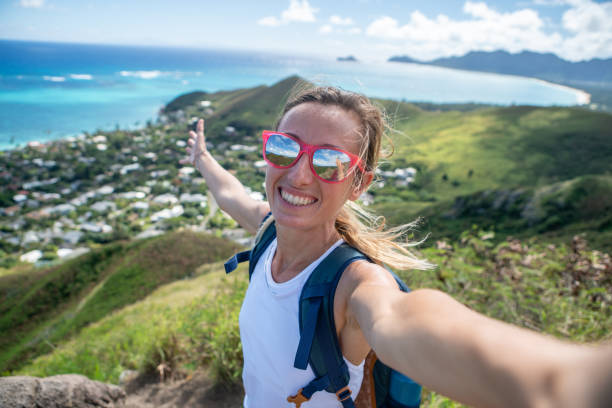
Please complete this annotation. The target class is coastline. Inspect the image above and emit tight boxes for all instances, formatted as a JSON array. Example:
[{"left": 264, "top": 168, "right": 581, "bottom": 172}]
[
  {"left": 1, "top": 41, "right": 596, "bottom": 150},
  {"left": 531, "top": 77, "right": 591, "bottom": 105}
]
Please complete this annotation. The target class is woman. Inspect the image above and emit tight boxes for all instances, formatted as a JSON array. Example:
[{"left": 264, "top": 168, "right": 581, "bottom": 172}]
[{"left": 181, "top": 86, "right": 612, "bottom": 407}]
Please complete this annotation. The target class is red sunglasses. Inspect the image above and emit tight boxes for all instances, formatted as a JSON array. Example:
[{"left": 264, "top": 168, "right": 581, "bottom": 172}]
[{"left": 261, "top": 130, "right": 365, "bottom": 183}]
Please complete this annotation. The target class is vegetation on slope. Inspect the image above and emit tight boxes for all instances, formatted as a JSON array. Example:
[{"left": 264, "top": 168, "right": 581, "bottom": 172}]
[
  {"left": 11, "top": 231, "right": 611, "bottom": 407},
  {"left": 376, "top": 174, "right": 612, "bottom": 252},
  {"left": 0, "top": 230, "right": 241, "bottom": 374},
  {"left": 14, "top": 263, "right": 247, "bottom": 386},
  {"left": 3, "top": 78, "right": 611, "bottom": 407}
]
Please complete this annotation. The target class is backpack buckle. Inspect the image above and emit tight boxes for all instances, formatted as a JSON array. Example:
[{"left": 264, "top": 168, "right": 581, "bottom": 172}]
[
  {"left": 287, "top": 388, "right": 310, "bottom": 408},
  {"left": 336, "top": 385, "right": 352, "bottom": 402}
]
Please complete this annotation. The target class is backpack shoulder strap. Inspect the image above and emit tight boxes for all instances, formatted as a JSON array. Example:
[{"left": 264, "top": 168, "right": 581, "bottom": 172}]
[
  {"left": 290, "top": 243, "right": 367, "bottom": 407},
  {"left": 224, "top": 213, "right": 276, "bottom": 280}
]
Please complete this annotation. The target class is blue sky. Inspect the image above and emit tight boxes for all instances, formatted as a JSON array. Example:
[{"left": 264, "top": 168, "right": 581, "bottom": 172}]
[{"left": 1, "top": 0, "right": 611, "bottom": 61}]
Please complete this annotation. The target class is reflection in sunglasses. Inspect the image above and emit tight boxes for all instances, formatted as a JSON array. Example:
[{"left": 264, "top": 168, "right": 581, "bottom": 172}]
[
  {"left": 335, "top": 157, "right": 345, "bottom": 180},
  {"left": 262, "top": 130, "right": 364, "bottom": 183}
]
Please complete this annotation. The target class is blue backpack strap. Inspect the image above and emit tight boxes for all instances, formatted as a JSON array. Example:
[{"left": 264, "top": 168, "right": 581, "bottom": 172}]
[
  {"left": 290, "top": 243, "right": 367, "bottom": 407},
  {"left": 223, "top": 213, "right": 276, "bottom": 280}
]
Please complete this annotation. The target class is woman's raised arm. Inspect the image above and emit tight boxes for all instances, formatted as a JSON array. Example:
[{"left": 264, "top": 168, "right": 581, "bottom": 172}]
[
  {"left": 349, "top": 279, "right": 612, "bottom": 408},
  {"left": 180, "top": 118, "right": 270, "bottom": 234}
]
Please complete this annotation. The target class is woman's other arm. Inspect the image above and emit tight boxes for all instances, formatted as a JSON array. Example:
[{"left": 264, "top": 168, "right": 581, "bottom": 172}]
[
  {"left": 180, "top": 119, "right": 270, "bottom": 234},
  {"left": 349, "top": 278, "right": 612, "bottom": 408}
]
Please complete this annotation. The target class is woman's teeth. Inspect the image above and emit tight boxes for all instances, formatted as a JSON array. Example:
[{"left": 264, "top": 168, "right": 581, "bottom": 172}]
[{"left": 280, "top": 189, "right": 316, "bottom": 206}]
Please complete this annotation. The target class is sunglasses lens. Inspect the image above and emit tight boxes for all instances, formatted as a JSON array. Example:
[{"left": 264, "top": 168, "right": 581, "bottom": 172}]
[
  {"left": 313, "top": 149, "right": 353, "bottom": 182},
  {"left": 265, "top": 133, "right": 300, "bottom": 166}
]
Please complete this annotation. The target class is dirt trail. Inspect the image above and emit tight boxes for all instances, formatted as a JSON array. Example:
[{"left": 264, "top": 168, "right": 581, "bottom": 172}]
[{"left": 124, "top": 370, "right": 243, "bottom": 408}]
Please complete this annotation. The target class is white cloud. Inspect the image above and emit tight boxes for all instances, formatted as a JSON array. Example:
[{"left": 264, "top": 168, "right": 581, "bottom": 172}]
[
  {"left": 561, "top": 0, "right": 612, "bottom": 60},
  {"left": 318, "top": 20, "right": 362, "bottom": 36},
  {"left": 531, "top": 0, "right": 567, "bottom": 5},
  {"left": 282, "top": 0, "right": 318, "bottom": 22},
  {"left": 330, "top": 15, "right": 354, "bottom": 26},
  {"left": 257, "top": 16, "right": 281, "bottom": 27},
  {"left": 365, "top": 0, "right": 612, "bottom": 61},
  {"left": 562, "top": 0, "right": 612, "bottom": 33},
  {"left": 258, "top": 0, "right": 319, "bottom": 26},
  {"left": 319, "top": 24, "right": 333, "bottom": 34},
  {"left": 20, "top": 0, "right": 45, "bottom": 8}
]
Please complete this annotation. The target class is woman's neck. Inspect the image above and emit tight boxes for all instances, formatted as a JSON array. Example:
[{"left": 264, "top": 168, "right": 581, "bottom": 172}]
[{"left": 271, "top": 222, "right": 341, "bottom": 283}]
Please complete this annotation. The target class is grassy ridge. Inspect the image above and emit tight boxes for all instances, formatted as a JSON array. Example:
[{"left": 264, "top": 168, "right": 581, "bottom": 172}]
[
  {"left": 3, "top": 78, "right": 612, "bottom": 407},
  {"left": 14, "top": 263, "right": 247, "bottom": 385},
  {"left": 11, "top": 231, "right": 611, "bottom": 407},
  {"left": 376, "top": 174, "right": 612, "bottom": 252},
  {"left": 381, "top": 105, "right": 612, "bottom": 201},
  {"left": 0, "top": 231, "right": 241, "bottom": 374}
]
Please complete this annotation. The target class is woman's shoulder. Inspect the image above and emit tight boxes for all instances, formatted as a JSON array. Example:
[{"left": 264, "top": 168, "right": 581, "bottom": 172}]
[{"left": 338, "top": 258, "right": 400, "bottom": 298}]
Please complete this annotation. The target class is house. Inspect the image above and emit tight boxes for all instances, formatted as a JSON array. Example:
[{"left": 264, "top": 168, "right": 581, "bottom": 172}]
[
  {"left": 150, "top": 205, "right": 184, "bottom": 222},
  {"left": 20, "top": 249, "right": 43, "bottom": 263},
  {"left": 120, "top": 163, "right": 141, "bottom": 175},
  {"left": 118, "top": 191, "right": 146, "bottom": 200},
  {"left": 2, "top": 206, "right": 20, "bottom": 216},
  {"left": 150, "top": 169, "right": 169, "bottom": 178},
  {"left": 51, "top": 203, "right": 76, "bottom": 215},
  {"left": 92, "top": 135, "right": 107, "bottom": 144},
  {"left": 22, "top": 231, "right": 40, "bottom": 245},
  {"left": 131, "top": 201, "right": 149, "bottom": 211},
  {"left": 153, "top": 194, "right": 178, "bottom": 205},
  {"left": 179, "top": 193, "right": 207, "bottom": 204},
  {"left": 80, "top": 222, "right": 112, "bottom": 233},
  {"left": 13, "top": 194, "right": 27, "bottom": 204},
  {"left": 90, "top": 201, "right": 117, "bottom": 213},
  {"left": 230, "top": 144, "right": 257, "bottom": 152},
  {"left": 62, "top": 230, "right": 83, "bottom": 245},
  {"left": 179, "top": 167, "right": 195, "bottom": 177}
]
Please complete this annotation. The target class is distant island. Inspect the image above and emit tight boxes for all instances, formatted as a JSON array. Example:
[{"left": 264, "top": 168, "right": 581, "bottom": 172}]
[{"left": 337, "top": 55, "right": 358, "bottom": 62}]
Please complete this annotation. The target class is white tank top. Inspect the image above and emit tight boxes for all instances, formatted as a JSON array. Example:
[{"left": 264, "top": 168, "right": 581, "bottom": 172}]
[{"left": 239, "top": 237, "right": 365, "bottom": 407}]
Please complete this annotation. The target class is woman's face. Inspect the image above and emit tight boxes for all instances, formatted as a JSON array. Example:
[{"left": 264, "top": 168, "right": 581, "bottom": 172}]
[{"left": 265, "top": 102, "right": 372, "bottom": 232}]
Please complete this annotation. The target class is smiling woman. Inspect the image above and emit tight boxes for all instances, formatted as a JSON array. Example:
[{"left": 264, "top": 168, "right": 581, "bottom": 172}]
[{"left": 180, "top": 85, "right": 612, "bottom": 408}]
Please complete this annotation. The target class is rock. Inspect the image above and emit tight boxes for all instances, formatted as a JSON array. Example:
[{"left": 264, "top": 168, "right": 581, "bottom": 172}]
[{"left": 0, "top": 374, "right": 126, "bottom": 408}]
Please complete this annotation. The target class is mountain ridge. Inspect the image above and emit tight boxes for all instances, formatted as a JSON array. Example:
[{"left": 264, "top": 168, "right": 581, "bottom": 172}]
[{"left": 389, "top": 50, "right": 612, "bottom": 84}]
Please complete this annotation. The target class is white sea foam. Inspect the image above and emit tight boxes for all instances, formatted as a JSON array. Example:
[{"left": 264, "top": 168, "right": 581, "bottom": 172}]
[
  {"left": 119, "top": 70, "right": 163, "bottom": 79},
  {"left": 70, "top": 74, "right": 93, "bottom": 80},
  {"left": 43, "top": 75, "right": 66, "bottom": 82}
]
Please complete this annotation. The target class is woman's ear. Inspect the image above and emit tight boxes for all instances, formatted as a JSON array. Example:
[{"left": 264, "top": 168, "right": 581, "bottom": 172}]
[{"left": 349, "top": 170, "right": 374, "bottom": 201}]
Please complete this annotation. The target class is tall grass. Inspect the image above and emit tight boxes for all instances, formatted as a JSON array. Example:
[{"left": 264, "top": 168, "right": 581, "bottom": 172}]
[
  {"left": 12, "top": 230, "right": 611, "bottom": 407},
  {"left": 0, "top": 230, "right": 241, "bottom": 374},
  {"left": 14, "top": 264, "right": 247, "bottom": 385}
]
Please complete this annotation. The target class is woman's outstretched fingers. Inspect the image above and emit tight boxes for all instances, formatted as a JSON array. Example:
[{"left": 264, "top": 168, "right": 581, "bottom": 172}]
[
  {"left": 179, "top": 119, "right": 205, "bottom": 165},
  {"left": 197, "top": 118, "right": 204, "bottom": 136}
]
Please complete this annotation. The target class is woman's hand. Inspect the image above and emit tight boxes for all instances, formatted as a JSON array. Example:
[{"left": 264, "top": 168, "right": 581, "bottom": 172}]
[{"left": 179, "top": 118, "right": 206, "bottom": 169}]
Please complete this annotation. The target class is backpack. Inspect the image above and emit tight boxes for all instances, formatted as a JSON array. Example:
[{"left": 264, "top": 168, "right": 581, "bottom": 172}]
[{"left": 224, "top": 216, "right": 422, "bottom": 408}]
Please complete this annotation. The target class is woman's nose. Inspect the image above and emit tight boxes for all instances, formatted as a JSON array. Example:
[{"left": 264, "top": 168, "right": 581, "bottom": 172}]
[{"left": 287, "top": 153, "right": 314, "bottom": 185}]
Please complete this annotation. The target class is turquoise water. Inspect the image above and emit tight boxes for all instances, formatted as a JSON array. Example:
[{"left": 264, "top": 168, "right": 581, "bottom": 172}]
[{"left": 0, "top": 40, "right": 586, "bottom": 149}]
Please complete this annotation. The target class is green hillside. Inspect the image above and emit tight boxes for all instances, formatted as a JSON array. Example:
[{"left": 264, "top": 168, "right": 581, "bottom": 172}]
[
  {"left": 0, "top": 231, "right": 240, "bottom": 374},
  {"left": 376, "top": 105, "right": 612, "bottom": 201},
  {"left": 2, "top": 77, "right": 611, "bottom": 407},
  {"left": 376, "top": 174, "right": 612, "bottom": 252},
  {"left": 11, "top": 231, "right": 611, "bottom": 407}
]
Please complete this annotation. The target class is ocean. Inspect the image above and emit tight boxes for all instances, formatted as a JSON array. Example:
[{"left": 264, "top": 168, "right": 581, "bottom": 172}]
[{"left": 0, "top": 40, "right": 588, "bottom": 149}]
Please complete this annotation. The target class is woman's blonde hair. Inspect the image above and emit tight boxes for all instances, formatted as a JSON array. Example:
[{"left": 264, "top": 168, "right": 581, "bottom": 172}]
[{"left": 267, "top": 84, "right": 433, "bottom": 271}]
